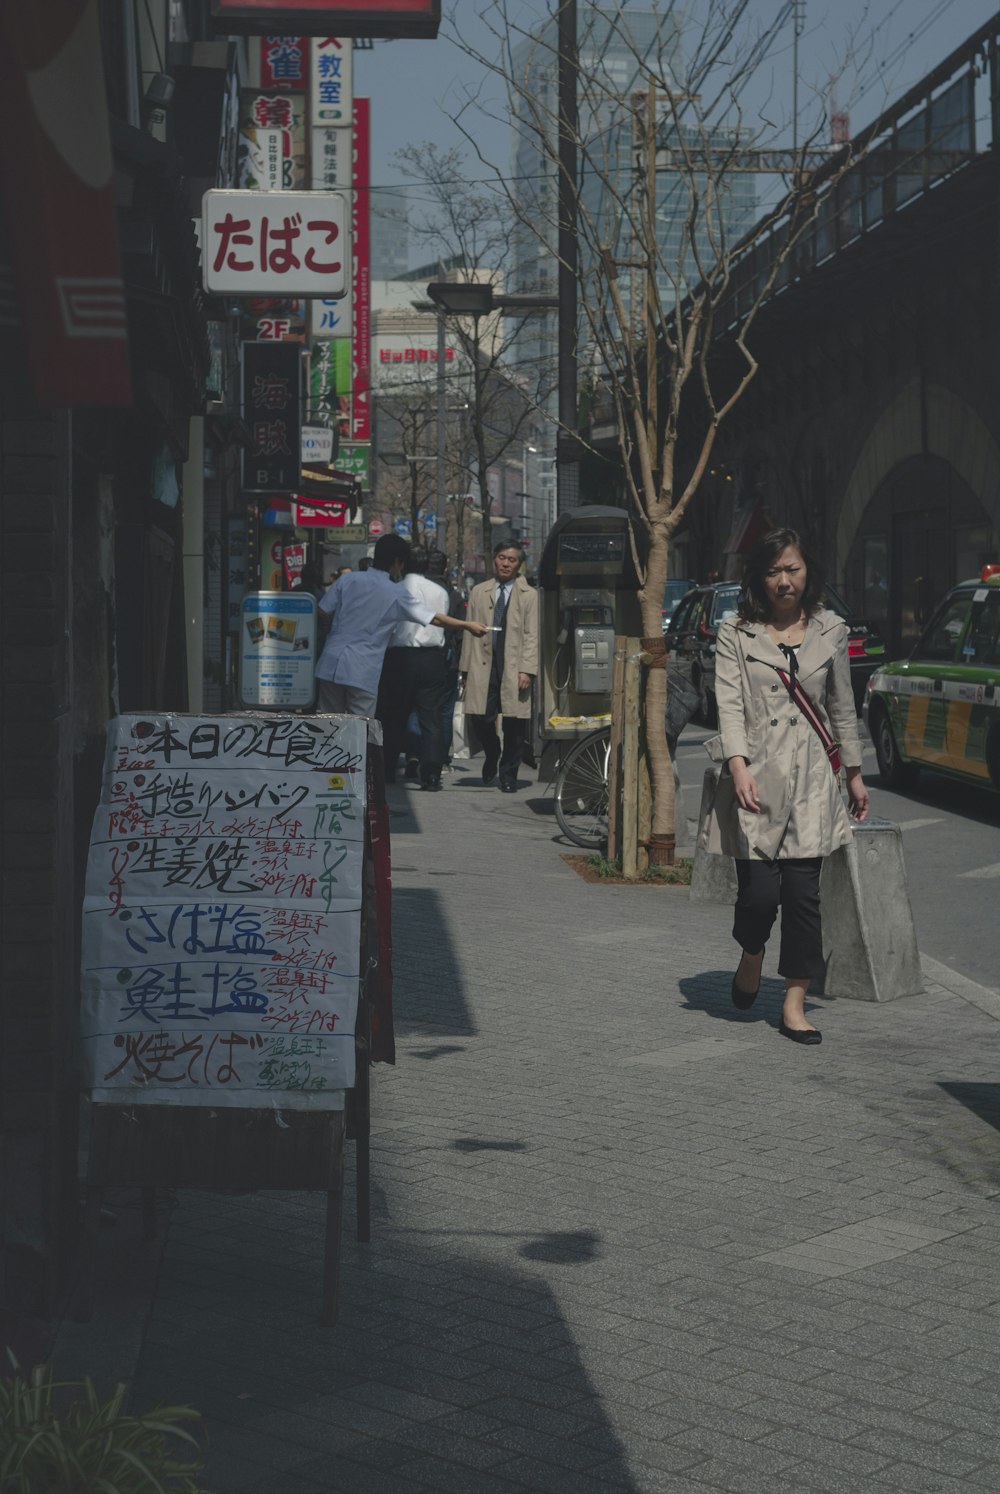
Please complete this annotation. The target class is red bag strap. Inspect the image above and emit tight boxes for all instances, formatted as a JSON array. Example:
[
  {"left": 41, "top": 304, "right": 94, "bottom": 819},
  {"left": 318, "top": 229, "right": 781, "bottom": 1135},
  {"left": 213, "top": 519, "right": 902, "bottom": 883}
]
[{"left": 776, "top": 668, "right": 841, "bottom": 774}]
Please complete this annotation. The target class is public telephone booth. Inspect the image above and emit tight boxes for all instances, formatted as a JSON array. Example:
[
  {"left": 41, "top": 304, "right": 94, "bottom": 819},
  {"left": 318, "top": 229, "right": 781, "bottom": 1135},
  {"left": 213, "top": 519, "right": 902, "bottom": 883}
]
[{"left": 535, "top": 506, "right": 647, "bottom": 782}]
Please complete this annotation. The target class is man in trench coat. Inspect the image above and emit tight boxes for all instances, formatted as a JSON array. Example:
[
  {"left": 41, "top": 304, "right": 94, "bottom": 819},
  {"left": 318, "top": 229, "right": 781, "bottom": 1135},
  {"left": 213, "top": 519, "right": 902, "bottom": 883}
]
[{"left": 460, "top": 540, "right": 538, "bottom": 791}]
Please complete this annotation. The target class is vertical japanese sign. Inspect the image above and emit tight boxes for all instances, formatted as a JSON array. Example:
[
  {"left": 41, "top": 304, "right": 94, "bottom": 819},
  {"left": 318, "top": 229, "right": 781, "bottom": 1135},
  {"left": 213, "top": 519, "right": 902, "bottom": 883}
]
[
  {"left": 238, "top": 91, "right": 306, "bottom": 189},
  {"left": 351, "top": 98, "right": 371, "bottom": 442},
  {"left": 240, "top": 592, "right": 316, "bottom": 708},
  {"left": 310, "top": 37, "right": 352, "bottom": 126},
  {"left": 260, "top": 36, "right": 306, "bottom": 89},
  {"left": 80, "top": 712, "right": 368, "bottom": 1109},
  {"left": 310, "top": 339, "right": 352, "bottom": 441},
  {"left": 242, "top": 341, "right": 302, "bottom": 493}
]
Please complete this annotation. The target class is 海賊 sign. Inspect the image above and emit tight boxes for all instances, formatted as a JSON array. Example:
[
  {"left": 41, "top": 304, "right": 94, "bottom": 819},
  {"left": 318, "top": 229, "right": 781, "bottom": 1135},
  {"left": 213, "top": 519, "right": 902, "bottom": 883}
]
[{"left": 242, "top": 341, "right": 302, "bottom": 493}]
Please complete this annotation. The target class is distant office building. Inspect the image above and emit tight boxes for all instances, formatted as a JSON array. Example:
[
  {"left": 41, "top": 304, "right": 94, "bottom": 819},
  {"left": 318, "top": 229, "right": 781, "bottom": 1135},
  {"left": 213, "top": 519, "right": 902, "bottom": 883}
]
[
  {"left": 371, "top": 187, "right": 410, "bottom": 280},
  {"left": 510, "top": 6, "right": 757, "bottom": 493}
]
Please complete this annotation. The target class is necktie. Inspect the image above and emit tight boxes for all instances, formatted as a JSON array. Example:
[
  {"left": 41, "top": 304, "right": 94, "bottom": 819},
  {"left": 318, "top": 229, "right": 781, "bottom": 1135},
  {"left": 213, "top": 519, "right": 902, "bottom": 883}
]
[{"left": 495, "top": 584, "right": 509, "bottom": 630}]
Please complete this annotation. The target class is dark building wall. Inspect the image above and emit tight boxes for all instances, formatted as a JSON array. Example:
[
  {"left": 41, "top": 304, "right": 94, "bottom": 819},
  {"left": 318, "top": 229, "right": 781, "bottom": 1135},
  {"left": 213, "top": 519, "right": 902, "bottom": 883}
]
[
  {"left": 705, "top": 156, "right": 1000, "bottom": 652},
  {"left": 0, "top": 401, "right": 79, "bottom": 1333}
]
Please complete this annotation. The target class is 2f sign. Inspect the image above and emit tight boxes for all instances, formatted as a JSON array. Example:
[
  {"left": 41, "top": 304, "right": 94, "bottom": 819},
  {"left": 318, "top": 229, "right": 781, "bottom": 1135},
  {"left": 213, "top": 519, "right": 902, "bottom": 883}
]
[{"left": 202, "top": 189, "right": 349, "bottom": 297}]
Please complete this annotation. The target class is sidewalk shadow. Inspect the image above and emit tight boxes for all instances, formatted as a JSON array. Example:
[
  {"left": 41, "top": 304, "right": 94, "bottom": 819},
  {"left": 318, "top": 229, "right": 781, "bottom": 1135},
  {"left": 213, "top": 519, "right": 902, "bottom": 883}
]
[
  {"left": 392, "top": 887, "right": 476, "bottom": 1036},
  {"left": 129, "top": 1192, "right": 640, "bottom": 1494},
  {"left": 678, "top": 969, "right": 787, "bottom": 1025},
  {"left": 938, "top": 1082, "right": 1000, "bottom": 1134}
]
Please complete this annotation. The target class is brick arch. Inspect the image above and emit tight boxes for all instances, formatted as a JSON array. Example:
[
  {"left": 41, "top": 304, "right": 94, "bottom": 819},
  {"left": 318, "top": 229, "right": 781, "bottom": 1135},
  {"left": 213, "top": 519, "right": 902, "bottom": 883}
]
[{"left": 835, "top": 379, "right": 1000, "bottom": 578}]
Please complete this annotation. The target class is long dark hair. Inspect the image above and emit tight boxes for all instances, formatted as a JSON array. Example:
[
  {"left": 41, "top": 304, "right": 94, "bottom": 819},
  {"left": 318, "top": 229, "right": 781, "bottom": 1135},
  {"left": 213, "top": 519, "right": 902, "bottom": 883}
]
[{"left": 738, "top": 527, "right": 825, "bottom": 623}]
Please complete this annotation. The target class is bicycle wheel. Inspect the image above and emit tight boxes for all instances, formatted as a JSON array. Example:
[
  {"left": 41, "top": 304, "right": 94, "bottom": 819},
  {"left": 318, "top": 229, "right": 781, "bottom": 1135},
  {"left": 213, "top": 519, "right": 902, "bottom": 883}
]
[{"left": 554, "top": 728, "right": 611, "bottom": 848}]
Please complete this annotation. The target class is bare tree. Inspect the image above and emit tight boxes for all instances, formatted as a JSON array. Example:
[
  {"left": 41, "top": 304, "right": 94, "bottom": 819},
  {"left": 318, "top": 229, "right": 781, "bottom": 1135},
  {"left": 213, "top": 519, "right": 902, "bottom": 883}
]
[
  {"left": 449, "top": 0, "right": 881, "bottom": 862},
  {"left": 373, "top": 370, "right": 438, "bottom": 544},
  {"left": 395, "top": 142, "right": 557, "bottom": 564}
]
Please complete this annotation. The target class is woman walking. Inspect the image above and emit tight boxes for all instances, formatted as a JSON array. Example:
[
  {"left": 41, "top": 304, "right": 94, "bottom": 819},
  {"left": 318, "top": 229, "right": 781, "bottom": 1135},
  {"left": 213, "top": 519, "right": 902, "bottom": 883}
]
[{"left": 702, "top": 528, "right": 869, "bottom": 1045}]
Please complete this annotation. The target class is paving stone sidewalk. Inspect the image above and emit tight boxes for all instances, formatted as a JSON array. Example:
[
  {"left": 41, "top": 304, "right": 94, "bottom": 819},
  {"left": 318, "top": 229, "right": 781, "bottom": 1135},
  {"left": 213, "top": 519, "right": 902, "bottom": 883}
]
[{"left": 119, "top": 766, "right": 1000, "bottom": 1492}]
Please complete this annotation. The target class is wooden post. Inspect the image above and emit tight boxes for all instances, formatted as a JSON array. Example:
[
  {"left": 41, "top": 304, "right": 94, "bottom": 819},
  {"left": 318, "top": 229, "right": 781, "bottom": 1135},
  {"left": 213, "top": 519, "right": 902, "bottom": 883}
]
[
  {"left": 622, "top": 638, "right": 641, "bottom": 880},
  {"left": 607, "top": 635, "right": 627, "bottom": 862},
  {"left": 637, "top": 724, "right": 651, "bottom": 876}
]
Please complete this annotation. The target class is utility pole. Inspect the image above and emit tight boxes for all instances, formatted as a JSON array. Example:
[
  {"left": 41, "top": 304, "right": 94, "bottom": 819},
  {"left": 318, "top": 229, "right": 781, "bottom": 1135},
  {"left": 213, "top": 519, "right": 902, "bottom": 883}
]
[
  {"left": 792, "top": 0, "right": 805, "bottom": 156},
  {"left": 557, "top": 0, "right": 579, "bottom": 515}
]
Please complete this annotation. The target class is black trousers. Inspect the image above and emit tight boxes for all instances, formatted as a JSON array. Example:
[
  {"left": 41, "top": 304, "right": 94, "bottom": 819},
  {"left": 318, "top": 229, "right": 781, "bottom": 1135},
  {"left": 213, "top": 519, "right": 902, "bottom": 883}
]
[
  {"left": 377, "top": 648, "right": 450, "bottom": 782},
  {"left": 471, "top": 713, "right": 528, "bottom": 785},
  {"left": 733, "top": 857, "right": 824, "bottom": 980}
]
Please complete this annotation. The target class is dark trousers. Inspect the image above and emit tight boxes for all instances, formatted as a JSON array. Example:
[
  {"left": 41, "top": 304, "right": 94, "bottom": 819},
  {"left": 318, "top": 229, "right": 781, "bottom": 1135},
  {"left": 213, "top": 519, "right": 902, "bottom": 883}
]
[
  {"left": 377, "top": 648, "right": 450, "bottom": 783},
  {"left": 470, "top": 714, "right": 527, "bottom": 785},
  {"left": 733, "top": 857, "right": 824, "bottom": 980}
]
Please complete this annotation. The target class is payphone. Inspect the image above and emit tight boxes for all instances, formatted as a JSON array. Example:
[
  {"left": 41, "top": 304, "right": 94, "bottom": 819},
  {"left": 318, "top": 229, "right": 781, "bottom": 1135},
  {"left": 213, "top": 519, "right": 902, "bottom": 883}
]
[
  {"left": 535, "top": 507, "right": 646, "bottom": 780},
  {"left": 556, "top": 593, "right": 615, "bottom": 694}
]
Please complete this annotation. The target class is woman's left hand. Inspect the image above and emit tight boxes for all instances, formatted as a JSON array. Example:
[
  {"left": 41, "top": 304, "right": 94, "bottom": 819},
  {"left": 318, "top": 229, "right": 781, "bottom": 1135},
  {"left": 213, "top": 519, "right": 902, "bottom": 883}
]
[{"left": 845, "top": 767, "right": 869, "bottom": 822}]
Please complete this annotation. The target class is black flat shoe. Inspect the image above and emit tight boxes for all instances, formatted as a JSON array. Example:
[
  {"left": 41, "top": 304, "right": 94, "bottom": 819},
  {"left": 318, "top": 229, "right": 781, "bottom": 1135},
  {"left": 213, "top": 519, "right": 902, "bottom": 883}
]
[
  {"left": 779, "top": 1018, "right": 822, "bottom": 1045},
  {"left": 730, "top": 972, "right": 759, "bottom": 1011}
]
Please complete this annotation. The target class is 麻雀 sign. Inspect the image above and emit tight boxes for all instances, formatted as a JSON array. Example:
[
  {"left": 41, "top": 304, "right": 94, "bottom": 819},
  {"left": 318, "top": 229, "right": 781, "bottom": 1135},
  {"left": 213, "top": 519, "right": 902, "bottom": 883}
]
[{"left": 203, "top": 189, "right": 348, "bottom": 297}]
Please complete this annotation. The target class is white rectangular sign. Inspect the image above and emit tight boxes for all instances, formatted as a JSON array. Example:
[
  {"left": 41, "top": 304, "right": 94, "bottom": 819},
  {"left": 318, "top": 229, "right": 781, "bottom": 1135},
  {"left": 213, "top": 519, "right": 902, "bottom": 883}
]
[
  {"left": 301, "top": 425, "right": 335, "bottom": 463},
  {"left": 80, "top": 713, "right": 368, "bottom": 1110},
  {"left": 202, "top": 189, "right": 348, "bottom": 297},
  {"left": 310, "top": 37, "right": 352, "bottom": 127},
  {"left": 309, "top": 126, "right": 353, "bottom": 189},
  {"left": 311, "top": 294, "right": 353, "bottom": 339}
]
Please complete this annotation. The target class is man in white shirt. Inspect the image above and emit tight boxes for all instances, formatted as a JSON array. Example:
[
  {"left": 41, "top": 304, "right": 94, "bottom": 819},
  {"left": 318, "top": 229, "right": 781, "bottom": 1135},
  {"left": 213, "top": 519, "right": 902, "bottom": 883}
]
[
  {"left": 377, "top": 550, "right": 451, "bottom": 789},
  {"left": 315, "top": 533, "right": 486, "bottom": 716}
]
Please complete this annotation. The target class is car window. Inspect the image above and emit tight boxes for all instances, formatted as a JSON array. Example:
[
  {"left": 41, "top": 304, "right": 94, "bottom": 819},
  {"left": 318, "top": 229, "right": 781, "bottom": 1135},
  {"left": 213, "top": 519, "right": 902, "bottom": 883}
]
[
  {"left": 917, "top": 595, "right": 972, "bottom": 662},
  {"left": 670, "top": 593, "right": 699, "bottom": 632},
  {"left": 963, "top": 592, "right": 1000, "bottom": 665},
  {"left": 710, "top": 586, "right": 741, "bottom": 626},
  {"left": 823, "top": 583, "right": 849, "bottom": 620}
]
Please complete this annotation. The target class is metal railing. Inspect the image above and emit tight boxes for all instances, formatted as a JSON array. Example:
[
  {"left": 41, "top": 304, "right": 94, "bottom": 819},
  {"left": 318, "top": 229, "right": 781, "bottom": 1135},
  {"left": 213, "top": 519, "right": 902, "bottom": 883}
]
[{"left": 717, "top": 16, "right": 1000, "bottom": 330}]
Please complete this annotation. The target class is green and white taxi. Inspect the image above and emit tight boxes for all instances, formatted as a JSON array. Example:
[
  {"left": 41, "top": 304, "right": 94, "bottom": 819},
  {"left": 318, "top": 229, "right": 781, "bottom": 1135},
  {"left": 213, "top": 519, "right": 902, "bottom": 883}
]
[{"left": 863, "top": 566, "right": 1000, "bottom": 792}]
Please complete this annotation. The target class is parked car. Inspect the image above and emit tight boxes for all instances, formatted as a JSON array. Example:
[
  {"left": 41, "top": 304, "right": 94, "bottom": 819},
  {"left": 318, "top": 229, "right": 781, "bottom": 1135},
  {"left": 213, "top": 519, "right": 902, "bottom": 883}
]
[
  {"left": 863, "top": 565, "right": 1000, "bottom": 792},
  {"left": 661, "top": 578, "right": 697, "bottom": 632},
  {"left": 665, "top": 579, "right": 886, "bottom": 725}
]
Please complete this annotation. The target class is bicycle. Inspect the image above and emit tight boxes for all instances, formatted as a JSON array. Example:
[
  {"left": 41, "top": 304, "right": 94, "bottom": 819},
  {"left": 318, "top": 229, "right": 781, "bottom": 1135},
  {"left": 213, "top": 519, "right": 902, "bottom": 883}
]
[{"left": 553, "top": 726, "right": 612, "bottom": 848}]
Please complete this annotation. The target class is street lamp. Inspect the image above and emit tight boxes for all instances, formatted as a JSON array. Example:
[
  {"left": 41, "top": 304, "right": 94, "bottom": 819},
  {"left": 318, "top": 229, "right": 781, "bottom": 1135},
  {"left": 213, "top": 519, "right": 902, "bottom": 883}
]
[
  {"left": 427, "top": 283, "right": 559, "bottom": 316},
  {"left": 428, "top": 281, "right": 579, "bottom": 532}
]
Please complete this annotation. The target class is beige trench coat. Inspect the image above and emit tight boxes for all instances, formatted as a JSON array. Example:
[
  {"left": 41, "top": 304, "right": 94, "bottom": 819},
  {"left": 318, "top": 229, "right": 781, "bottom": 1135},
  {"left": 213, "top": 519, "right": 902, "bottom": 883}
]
[
  {"left": 700, "top": 607, "right": 862, "bottom": 862},
  {"left": 459, "top": 575, "right": 538, "bottom": 718}
]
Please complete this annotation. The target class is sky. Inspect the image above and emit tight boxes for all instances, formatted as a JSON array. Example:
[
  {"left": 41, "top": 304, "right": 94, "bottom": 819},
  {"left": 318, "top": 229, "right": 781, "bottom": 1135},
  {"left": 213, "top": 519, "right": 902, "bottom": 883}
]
[{"left": 355, "top": 0, "right": 1000, "bottom": 198}]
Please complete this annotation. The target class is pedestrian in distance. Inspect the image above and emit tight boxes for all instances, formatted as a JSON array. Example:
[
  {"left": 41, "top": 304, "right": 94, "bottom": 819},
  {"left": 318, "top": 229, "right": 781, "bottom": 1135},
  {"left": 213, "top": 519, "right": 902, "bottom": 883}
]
[
  {"left": 427, "top": 548, "right": 466, "bottom": 770},
  {"left": 461, "top": 541, "right": 538, "bottom": 792},
  {"left": 315, "top": 533, "right": 487, "bottom": 717},
  {"left": 376, "top": 547, "right": 453, "bottom": 790},
  {"left": 700, "top": 527, "right": 869, "bottom": 1045}
]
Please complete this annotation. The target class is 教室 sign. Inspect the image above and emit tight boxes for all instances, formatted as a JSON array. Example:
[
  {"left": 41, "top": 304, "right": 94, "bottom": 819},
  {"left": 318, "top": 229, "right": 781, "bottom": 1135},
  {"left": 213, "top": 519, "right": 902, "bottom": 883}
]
[
  {"left": 203, "top": 189, "right": 348, "bottom": 297},
  {"left": 240, "top": 591, "right": 317, "bottom": 707},
  {"left": 80, "top": 712, "right": 367, "bottom": 1110},
  {"left": 310, "top": 37, "right": 352, "bottom": 126}
]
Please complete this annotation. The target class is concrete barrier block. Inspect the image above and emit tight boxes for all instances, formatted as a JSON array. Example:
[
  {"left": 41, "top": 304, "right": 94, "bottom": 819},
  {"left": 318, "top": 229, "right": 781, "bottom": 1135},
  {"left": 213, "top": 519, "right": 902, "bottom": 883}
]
[
  {"left": 819, "top": 816, "right": 923, "bottom": 1002},
  {"left": 690, "top": 769, "right": 738, "bottom": 903}
]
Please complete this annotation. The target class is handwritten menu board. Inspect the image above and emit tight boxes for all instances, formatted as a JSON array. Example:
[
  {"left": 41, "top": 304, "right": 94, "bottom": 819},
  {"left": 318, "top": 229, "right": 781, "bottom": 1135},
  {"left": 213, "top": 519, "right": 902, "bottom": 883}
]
[{"left": 81, "top": 714, "right": 367, "bottom": 1111}]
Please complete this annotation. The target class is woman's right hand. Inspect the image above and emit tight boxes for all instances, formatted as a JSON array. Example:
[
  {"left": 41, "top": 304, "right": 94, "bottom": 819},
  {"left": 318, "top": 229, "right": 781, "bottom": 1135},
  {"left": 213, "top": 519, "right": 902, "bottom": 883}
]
[{"left": 728, "top": 757, "right": 760, "bottom": 813}]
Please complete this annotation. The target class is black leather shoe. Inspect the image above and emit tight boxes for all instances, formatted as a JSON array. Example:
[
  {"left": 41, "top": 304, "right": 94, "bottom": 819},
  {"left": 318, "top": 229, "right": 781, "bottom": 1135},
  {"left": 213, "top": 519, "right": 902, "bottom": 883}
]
[
  {"left": 731, "top": 973, "right": 759, "bottom": 1011},
  {"left": 499, "top": 781, "right": 517, "bottom": 794},
  {"left": 420, "top": 777, "right": 442, "bottom": 791},
  {"left": 779, "top": 1018, "right": 822, "bottom": 1045},
  {"left": 482, "top": 757, "right": 499, "bottom": 784}
]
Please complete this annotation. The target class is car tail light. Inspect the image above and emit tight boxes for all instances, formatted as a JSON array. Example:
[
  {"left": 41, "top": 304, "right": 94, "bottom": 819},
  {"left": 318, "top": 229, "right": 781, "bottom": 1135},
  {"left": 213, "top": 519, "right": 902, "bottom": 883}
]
[{"left": 848, "top": 639, "right": 866, "bottom": 658}]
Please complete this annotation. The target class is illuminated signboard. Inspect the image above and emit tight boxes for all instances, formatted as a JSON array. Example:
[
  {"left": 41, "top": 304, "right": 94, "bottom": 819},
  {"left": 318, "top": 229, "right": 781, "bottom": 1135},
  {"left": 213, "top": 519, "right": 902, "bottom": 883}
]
[{"left": 210, "top": 0, "right": 440, "bottom": 39}]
